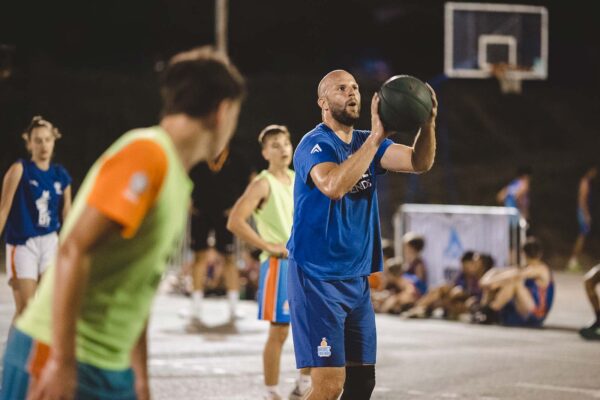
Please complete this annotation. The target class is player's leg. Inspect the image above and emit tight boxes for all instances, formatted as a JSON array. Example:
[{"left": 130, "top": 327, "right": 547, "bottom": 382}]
[
  {"left": 216, "top": 214, "right": 240, "bottom": 320},
  {"left": 190, "top": 249, "right": 210, "bottom": 320},
  {"left": 263, "top": 323, "right": 289, "bottom": 398},
  {"left": 568, "top": 209, "right": 591, "bottom": 271},
  {"left": 188, "top": 213, "right": 211, "bottom": 321},
  {"left": 309, "top": 368, "right": 345, "bottom": 400},
  {"left": 342, "top": 276, "right": 377, "bottom": 399},
  {"left": 287, "top": 261, "right": 347, "bottom": 400},
  {"left": 8, "top": 242, "right": 40, "bottom": 319},
  {"left": 580, "top": 265, "right": 600, "bottom": 339},
  {"left": 512, "top": 280, "right": 537, "bottom": 318},
  {"left": 488, "top": 279, "right": 519, "bottom": 311},
  {"left": 12, "top": 279, "right": 37, "bottom": 319}
]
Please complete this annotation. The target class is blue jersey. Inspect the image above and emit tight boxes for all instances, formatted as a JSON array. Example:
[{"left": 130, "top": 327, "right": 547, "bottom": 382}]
[
  {"left": 287, "top": 123, "right": 393, "bottom": 280},
  {"left": 504, "top": 178, "right": 527, "bottom": 210},
  {"left": 4, "top": 159, "right": 71, "bottom": 245}
]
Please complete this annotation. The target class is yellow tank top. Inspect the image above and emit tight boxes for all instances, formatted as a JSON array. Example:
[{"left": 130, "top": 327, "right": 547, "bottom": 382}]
[{"left": 252, "top": 169, "right": 294, "bottom": 262}]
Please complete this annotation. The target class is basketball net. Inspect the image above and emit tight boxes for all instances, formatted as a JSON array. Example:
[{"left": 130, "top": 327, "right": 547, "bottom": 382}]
[{"left": 491, "top": 63, "right": 523, "bottom": 95}]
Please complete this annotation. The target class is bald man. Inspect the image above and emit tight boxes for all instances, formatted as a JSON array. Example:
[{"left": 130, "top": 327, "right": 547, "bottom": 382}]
[{"left": 286, "top": 70, "right": 437, "bottom": 399}]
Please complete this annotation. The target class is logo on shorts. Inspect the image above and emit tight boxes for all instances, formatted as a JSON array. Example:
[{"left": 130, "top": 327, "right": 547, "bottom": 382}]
[
  {"left": 317, "top": 337, "right": 331, "bottom": 358},
  {"left": 283, "top": 300, "right": 290, "bottom": 315}
]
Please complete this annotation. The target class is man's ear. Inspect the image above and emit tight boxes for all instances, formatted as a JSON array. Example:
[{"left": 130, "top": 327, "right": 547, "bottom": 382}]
[
  {"left": 318, "top": 97, "right": 328, "bottom": 111},
  {"left": 213, "top": 98, "right": 233, "bottom": 128}
]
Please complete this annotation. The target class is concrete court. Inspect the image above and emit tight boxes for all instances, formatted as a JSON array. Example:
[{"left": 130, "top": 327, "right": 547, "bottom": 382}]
[{"left": 0, "top": 271, "right": 599, "bottom": 400}]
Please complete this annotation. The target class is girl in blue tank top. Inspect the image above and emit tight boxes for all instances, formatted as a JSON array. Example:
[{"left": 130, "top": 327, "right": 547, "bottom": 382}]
[{"left": 0, "top": 116, "right": 72, "bottom": 319}]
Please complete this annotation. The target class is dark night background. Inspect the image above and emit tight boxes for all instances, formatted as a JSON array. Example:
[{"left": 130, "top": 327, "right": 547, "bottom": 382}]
[{"left": 1, "top": 0, "right": 599, "bottom": 266}]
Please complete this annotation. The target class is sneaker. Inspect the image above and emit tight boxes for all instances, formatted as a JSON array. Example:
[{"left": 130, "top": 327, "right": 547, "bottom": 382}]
[
  {"left": 566, "top": 258, "right": 582, "bottom": 273},
  {"left": 288, "top": 384, "right": 310, "bottom": 400},
  {"left": 579, "top": 324, "right": 600, "bottom": 340},
  {"left": 471, "top": 305, "right": 499, "bottom": 325}
]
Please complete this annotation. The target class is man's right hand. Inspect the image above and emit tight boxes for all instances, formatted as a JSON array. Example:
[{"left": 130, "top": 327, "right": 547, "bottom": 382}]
[
  {"left": 265, "top": 243, "right": 288, "bottom": 258},
  {"left": 28, "top": 357, "right": 77, "bottom": 400},
  {"left": 370, "top": 93, "right": 391, "bottom": 144}
]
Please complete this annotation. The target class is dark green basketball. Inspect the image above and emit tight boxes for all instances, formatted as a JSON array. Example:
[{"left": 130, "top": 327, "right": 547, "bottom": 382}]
[{"left": 378, "top": 75, "right": 432, "bottom": 134}]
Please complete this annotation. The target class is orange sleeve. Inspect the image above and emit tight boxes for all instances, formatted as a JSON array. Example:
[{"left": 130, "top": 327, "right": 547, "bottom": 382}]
[{"left": 87, "top": 139, "right": 168, "bottom": 238}]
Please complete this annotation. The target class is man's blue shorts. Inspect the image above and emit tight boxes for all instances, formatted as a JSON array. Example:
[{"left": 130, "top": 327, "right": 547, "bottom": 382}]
[
  {"left": 578, "top": 208, "right": 591, "bottom": 235},
  {"left": 287, "top": 259, "right": 376, "bottom": 368},
  {"left": 0, "top": 328, "right": 136, "bottom": 400}
]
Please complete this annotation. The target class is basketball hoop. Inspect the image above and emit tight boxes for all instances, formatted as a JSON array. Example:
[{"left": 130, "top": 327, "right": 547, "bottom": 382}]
[{"left": 491, "top": 63, "right": 523, "bottom": 95}]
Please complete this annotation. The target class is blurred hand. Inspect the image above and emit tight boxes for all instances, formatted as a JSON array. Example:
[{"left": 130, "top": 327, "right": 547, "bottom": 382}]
[
  {"left": 423, "top": 83, "right": 438, "bottom": 128},
  {"left": 370, "top": 93, "right": 392, "bottom": 143},
  {"left": 265, "top": 243, "right": 288, "bottom": 258},
  {"left": 27, "top": 357, "right": 76, "bottom": 400},
  {"left": 135, "top": 380, "right": 151, "bottom": 400}
]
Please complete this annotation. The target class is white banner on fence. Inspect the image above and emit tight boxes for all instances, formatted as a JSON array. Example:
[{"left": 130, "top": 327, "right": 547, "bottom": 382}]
[{"left": 394, "top": 204, "right": 523, "bottom": 288}]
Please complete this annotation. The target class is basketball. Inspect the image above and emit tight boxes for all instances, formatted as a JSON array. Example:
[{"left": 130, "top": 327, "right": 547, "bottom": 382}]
[{"left": 378, "top": 75, "right": 433, "bottom": 134}]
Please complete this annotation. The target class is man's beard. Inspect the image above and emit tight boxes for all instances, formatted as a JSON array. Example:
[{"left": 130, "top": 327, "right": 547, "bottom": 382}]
[{"left": 331, "top": 105, "right": 360, "bottom": 127}]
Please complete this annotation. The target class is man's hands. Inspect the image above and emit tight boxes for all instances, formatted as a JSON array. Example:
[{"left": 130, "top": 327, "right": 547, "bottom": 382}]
[
  {"left": 423, "top": 83, "right": 438, "bottom": 130},
  {"left": 27, "top": 357, "right": 76, "bottom": 400},
  {"left": 369, "top": 93, "right": 388, "bottom": 145}
]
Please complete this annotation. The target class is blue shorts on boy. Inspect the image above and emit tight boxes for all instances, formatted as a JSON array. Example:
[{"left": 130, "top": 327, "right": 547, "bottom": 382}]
[{"left": 257, "top": 257, "right": 290, "bottom": 324}]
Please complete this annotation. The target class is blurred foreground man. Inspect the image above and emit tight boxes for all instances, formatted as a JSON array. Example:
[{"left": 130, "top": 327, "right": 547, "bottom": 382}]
[{"left": 0, "top": 46, "right": 245, "bottom": 400}]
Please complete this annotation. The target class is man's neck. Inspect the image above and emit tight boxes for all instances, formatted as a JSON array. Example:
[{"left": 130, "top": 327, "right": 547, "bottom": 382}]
[
  {"left": 323, "top": 116, "right": 353, "bottom": 144},
  {"left": 267, "top": 165, "right": 291, "bottom": 183},
  {"left": 160, "top": 114, "right": 211, "bottom": 171}
]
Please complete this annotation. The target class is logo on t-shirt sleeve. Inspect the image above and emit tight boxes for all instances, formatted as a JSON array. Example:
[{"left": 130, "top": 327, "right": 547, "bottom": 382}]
[
  {"left": 123, "top": 172, "right": 149, "bottom": 203},
  {"left": 310, "top": 144, "right": 323, "bottom": 154}
]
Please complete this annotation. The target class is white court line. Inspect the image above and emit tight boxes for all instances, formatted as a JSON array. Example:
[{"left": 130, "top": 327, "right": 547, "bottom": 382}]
[{"left": 517, "top": 382, "right": 600, "bottom": 398}]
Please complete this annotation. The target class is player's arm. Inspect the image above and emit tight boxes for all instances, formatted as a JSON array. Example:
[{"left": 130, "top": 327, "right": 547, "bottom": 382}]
[
  {"left": 0, "top": 162, "right": 23, "bottom": 235},
  {"left": 227, "top": 178, "right": 287, "bottom": 257},
  {"left": 379, "top": 84, "right": 437, "bottom": 173},
  {"left": 579, "top": 179, "right": 591, "bottom": 222},
  {"left": 62, "top": 185, "right": 72, "bottom": 222},
  {"left": 311, "top": 94, "right": 388, "bottom": 200},
  {"left": 496, "top": 186, "right": 508, "bottom": 205},
  {"left": 131, "top": 320, "right": 150, "bottom": 400},
  {"left": 515, "top": 179, "right": 530, "bottom": 204},
  {"left": 29, "top": 207, "right": 121, "bottom": 400}
]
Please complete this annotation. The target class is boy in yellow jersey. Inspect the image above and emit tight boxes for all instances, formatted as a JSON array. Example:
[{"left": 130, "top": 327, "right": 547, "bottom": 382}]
[
  {"left": 227, "top": 125, "right": 311, "bottom": 400},
  {"left": 0, "top": 46, "right": 245, "bottom": 400}
]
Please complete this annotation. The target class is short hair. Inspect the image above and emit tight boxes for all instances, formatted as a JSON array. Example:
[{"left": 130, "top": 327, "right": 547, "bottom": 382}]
[
  {"left": 257, "top": 124, "right": 291, "bottom": 147},
  {"left": 461, "top": 251, "right": 476, "bottom": 263},
  {"left": 385, "top": 257, "right": 403, "bottom": 277},
  {"left": 517, "top": 165, "right": 532, "bottom": 177},
  {"left": 160, "top": 46, "right": 246, "bottom": 118},
  {"left": 382, "top": 238, "right": 395, "bottom": 260},
  {"left": 403, "top": 232, "right": 425, "bottom": 252},
  {"left": 479, "top": 254, "right": 495, "bottom": 272},
  {"left": 523, "top": 237, "right": 543, "bottom": 259},
  {"left": 22, "top": 116, "right": 62, "bottom": 140}
]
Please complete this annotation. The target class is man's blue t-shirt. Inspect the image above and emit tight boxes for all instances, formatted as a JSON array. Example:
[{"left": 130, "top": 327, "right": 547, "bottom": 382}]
[
  {"left": 287, "top": 123, "right": 393, "bottom": 280},
  {"left": 5, "top": 159, "right": 71, "bottom": 245}
]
